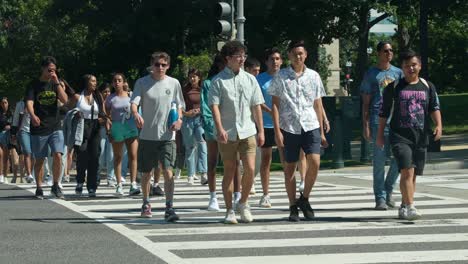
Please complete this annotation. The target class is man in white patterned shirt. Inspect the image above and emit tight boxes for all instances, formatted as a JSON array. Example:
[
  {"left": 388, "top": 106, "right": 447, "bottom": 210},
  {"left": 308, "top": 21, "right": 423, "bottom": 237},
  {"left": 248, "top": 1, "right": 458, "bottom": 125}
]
[{"left": 269, "top": 40, "right": 328, "bottom": 222}]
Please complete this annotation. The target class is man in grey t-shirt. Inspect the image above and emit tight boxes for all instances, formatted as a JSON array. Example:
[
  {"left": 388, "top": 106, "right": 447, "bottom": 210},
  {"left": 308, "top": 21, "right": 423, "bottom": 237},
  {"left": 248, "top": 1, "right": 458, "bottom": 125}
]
[{"left": 131, "top": 51, "right": 185, "bottom": 222}]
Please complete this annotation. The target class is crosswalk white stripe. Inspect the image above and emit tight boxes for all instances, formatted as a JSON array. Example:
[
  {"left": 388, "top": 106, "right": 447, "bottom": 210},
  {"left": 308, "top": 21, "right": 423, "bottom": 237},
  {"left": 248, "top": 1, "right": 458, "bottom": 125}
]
[
  {"left": 76, "top": 197, "right": 465, "bottom": 211},
  {"left": 155, "top": 233, "right": 468, "bottom": 250},
  {"left": 189, "top": 250, "right": 468, "bottom": 264},
  {"left": 95, "top": 206, "right": 468, "bottom": 219},
  {"left": 135, "top": 218, "right": 468, "bottom": 236}
]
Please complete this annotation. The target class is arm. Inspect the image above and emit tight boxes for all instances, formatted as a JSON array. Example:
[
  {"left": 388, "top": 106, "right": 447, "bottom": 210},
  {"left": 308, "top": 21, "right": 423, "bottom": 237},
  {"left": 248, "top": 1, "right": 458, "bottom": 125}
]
[
  {"left": 211, "top": 104, "right": 227, "bottom": 144},
  {"left": 321, "top": 104, "right": 330, "bottom": 133},
  {"left": 361, "top": 93, "right": 371, "bottom": 141},
  {"left": 271, "top": 96, "right": 283, "bottom": 147},
  {"left": 314, "top": 98, "right": 328, "bottom": 148},
  {"left": 431, "top": 110, "right": 442, "bottom": 141},
  {"left": 26, "top": 100, "right": 40, "bottom": 127},
  {"left": 260, "top": 104, "right": 271, "bottom": 113},
  {"left": 376, "top": 117, "right": 387, "bottom": 148},
  {"left": 253, "top": 104, "right": 264, "bottom": 147},
  {"left": 56, "top": 81, "right": 68, "bottom": 104},
  {"left": 131, "top": 103, "right": 144, "bottom": 129},
  {"left": 170, "top": 107, "right": 183, "bottom": 131}
]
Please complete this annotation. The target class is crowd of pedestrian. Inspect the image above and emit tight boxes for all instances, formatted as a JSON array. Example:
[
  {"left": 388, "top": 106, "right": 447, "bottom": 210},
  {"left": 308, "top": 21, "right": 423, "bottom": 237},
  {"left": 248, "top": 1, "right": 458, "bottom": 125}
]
[{"left": 0, "top": 39, "right": 442, "bottom": 223}]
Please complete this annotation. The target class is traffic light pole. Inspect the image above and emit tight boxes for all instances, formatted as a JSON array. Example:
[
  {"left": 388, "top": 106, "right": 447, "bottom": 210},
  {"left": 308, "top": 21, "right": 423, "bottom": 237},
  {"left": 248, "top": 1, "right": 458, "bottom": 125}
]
[{"left": 235, "top": 0, "right": 245, "bottom": 44}]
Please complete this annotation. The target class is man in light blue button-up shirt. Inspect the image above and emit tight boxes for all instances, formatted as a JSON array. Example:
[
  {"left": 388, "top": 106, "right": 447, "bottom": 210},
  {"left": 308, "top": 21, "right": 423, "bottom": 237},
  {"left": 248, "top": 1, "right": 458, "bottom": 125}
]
[{"left": 209, "top": 41, "right": 265, "bottom": 224}]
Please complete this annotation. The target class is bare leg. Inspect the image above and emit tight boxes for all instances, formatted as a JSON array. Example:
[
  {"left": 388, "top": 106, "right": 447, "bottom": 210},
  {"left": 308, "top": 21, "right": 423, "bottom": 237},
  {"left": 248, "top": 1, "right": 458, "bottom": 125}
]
[
  {"left": 222, "top": 159, "right": 237, "bottom": 210},
  {"left": 239, "top": 153, "right": 255, "bottom": 204},
  {"left": 125, "top": 138, "right": 138, "bottom": 183},
  {"left": 303, "top": 153, "right": 320, "bottom": 198},
  {"left": 260, "top": 148, "right": 272, "bottom": 195},
  {"left": 112, "top": 142, "right": 124, "bottom": 185},
  {"left": 207, "top": 140, "right": 218, "bottom": 193}
]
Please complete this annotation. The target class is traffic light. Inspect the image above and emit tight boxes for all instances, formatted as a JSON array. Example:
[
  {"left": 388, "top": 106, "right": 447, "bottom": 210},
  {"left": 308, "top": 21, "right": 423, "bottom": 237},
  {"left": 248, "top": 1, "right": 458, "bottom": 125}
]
[{"left": 214, "top": 1, "right": 232, "bottom": 37}]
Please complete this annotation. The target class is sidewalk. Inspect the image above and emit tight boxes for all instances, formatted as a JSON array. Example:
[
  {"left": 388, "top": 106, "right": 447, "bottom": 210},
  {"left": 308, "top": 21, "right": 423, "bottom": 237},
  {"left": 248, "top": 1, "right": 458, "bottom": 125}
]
[{"left": 341, "top": 133, "right": 468, "bottom": 172}]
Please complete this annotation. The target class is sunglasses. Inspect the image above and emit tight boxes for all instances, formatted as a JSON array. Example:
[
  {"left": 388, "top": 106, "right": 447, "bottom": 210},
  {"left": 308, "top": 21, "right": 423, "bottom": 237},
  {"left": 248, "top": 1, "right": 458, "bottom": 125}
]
[
  {"left": 383, "top": 49, "right": 393, "bottom": 53},
  {"left": 154, "top": 63, "right": 168, "bottom": 68}
]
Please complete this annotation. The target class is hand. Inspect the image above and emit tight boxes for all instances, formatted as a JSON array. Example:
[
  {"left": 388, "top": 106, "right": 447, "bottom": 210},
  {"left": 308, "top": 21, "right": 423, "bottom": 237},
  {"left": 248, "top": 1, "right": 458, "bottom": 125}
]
[
  {"left": 321, "top": 135, "right": 329, "bottom": 148},
  {"left": 193, "top": 108, "right": 200, "bottom": 115},
  {"left": 217, "top": 128, "right": 228, "bottom": 144},
  {"left": 134, "top": 113, "right": 144, "bottom": 129},
  {"left": 323, "top": 120, "right": 330, "bottom": 133},
  {"left": 257, "top": 131, "right": 265, "bottom": 147},
  {"left": 4, "top": 125, "right": 10, "bottom": 131},
  {"left": 274, "top": 130, "right": 284, "bottom": 148},
  {"left": 433, "top": 125, "right": 442, "bottom": 141},
  {"left": 363, "top": 124, "right": 371, "bottom": 141},
  {"left": 170, "top": 119, "right": 182, "bottom": 131},
  {"left": 49, "top": 72, "right": 60, "bottom": 84},
  {"left": 31, "top": 114, "right": 41, "bottom": 127},
  {"left": 376, "top": 134, "right": 385, "bottom": 149},
  {"left": 185, "top": 110, "right": 196, "bottom": 118}
]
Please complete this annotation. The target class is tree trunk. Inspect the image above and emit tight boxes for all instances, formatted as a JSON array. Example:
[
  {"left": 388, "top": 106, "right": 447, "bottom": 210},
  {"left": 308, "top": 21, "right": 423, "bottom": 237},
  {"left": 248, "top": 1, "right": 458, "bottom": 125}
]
[{"left": 353, "top": 4, "right": 371, "bottom": 96}]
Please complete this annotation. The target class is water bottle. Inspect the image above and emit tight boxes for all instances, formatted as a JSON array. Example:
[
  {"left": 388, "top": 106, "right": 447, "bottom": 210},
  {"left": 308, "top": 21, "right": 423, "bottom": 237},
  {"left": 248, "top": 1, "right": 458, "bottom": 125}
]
[{"left": 167, "top": 101, "right": 179, "bottom": 129}]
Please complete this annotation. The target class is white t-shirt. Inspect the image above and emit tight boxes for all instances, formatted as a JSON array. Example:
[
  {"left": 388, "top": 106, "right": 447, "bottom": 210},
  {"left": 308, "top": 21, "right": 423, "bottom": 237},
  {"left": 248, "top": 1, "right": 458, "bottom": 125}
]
[{"left": 76, "top": 92, "right": 99, "bottom": 119}]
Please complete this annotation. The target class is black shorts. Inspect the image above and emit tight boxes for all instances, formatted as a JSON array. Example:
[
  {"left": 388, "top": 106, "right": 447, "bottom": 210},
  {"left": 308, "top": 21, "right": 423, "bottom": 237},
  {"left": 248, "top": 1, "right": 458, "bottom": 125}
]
[
  {"left": 262, "top": 128, "right": 276, "bottom": 148},
  {"left": 282, "top": 128, "right": 321, "bottom": 163},
  {"left": 391, "top": 143, "right": 426, "bottom": 175}
]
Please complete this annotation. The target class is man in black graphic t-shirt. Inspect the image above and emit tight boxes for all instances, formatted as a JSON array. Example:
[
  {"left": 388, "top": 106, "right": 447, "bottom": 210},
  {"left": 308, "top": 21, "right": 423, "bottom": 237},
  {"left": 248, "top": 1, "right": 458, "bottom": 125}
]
[
  {"left": 377, "top": 50, "right": 442, "bottom": 221},
  {"left": 25, "top": 56, "right": 68, "bottom": 199}
]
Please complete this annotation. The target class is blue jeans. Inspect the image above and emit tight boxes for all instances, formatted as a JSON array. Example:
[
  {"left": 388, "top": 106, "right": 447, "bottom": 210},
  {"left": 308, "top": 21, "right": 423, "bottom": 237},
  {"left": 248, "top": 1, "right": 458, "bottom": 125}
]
[
  {"left": 98, "top": 127, "right": 115, "bottom": 181},
  {"left": 371, "top": 124, "right": 399, "bottom": 202},
  {"left": 181, "top": 116, "right": 207, "bottom": 176}
]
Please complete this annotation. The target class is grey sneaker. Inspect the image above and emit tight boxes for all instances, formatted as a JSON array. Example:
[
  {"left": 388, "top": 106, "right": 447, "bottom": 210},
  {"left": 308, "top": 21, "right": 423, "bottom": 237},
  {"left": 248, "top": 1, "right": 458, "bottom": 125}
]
[
  {"left": 115, "top": 184, "right": 124, "bottom": 196},
  {"left": 386, "top": 192, "right": 396, "bottom": 208},
  {"left": 200, "top": 173, "right": 208, "bottom": 185},
  {"left": 406, "top": 205, "right": 422, "bottom": 221},
  {"left": 398, "top": 204, "right": 408, "bottom": 219},
  {"left": 75, "top": 183, "right": 84, "bottom": 195},
  {"left": 88, "top": 189, "right": 96, "bottom": 198},
  {"left": 50, "top": 185, "right": 64, "bottom": 199},
  {"left": 375, "top": 199, "right": 388, "bottom": 210}
]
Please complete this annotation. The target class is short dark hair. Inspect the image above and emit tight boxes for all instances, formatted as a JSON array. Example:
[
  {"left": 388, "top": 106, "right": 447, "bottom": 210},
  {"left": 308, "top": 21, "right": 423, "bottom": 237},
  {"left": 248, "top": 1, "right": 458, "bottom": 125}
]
[
  {"left": 376, "top": 41, "right": 392, "bottom": 52},
  {"left": 98, "top": 82, "right": 112, "bottom": 92},
  {"left": 40, "top": 56, "right": 57, "bottom": 68},
  {"left": 151, "top": 51, "right": 171, "bottom": 65},
  {"left": 207, "top": 53, "right": 225, "bottom": 79},
  {"left": 264, "top": 47, "right": 281, "bottom": 62},
  {"left": 220, "top": 40, "right": 247, "bottom": 59},
  {"left": 287, "top": 40, "right": 306, "bottom": 52},
  {"left": 245, "top": 57, "right": 260, "bottom": 69},
  {"left": 400, "top": 49, "right": 421, "bottom": 63}
]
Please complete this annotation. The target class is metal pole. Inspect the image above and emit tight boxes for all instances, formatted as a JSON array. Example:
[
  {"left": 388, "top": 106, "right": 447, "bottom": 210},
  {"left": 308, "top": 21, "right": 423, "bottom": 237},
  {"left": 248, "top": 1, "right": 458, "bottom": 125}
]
[{"left": 235, "top": 0, "right": 245, "bottom": 43}]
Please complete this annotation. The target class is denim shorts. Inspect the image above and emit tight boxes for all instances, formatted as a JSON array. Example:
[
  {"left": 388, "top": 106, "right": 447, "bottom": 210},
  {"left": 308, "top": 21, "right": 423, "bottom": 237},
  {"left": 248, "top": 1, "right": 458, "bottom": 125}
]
[
  {"left": 19, "top": 130, "right": 32, "bottom": 155},
  {"left": 282, "top": 128, "right": 321, "bottom": 163},
  {"left": 0, "top": 130, "right": 9, "bottom": 147},
  {"left": 31, "top": 130, "right": 64, "bottom": 159}
]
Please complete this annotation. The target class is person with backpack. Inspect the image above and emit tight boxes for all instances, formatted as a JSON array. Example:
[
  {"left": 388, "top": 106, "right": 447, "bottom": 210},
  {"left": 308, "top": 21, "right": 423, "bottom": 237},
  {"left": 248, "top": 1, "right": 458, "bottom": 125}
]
[{"left": 377, "top": 49, "right": 442, "bottom": 220}]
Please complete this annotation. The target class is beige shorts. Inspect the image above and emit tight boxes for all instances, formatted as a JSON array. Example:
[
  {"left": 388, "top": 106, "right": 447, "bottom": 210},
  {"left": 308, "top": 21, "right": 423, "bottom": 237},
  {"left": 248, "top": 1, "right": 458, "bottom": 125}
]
[{"left": 218, "top": 136, "right": 256, "bottom": 161}]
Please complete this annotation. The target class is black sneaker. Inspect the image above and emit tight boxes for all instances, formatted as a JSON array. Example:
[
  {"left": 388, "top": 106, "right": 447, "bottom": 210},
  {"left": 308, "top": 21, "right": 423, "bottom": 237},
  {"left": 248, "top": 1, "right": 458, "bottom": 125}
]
[
  {"left": 51, "top": 184, "right": 65, "bottom": 199},
  {"left": 165, "top": 208, "right": 180, "bottom": 222},
  {"left": 75, "top": 183, "right": 83, "bottom": 195},
  {"left": 296, "top": 193, "right": 315, "bottom": 220},
  {"left": 150, "top": 185, "right": 165, "bottom": 196},
  {"left": 289, "top": 205, "right": 300, "bottom": 222},
  {"left": 88, "top": 189, "right": 96, "bottom": 198},
  {"left": 35, "top": 188, "right": 44, "bottom": 199}
]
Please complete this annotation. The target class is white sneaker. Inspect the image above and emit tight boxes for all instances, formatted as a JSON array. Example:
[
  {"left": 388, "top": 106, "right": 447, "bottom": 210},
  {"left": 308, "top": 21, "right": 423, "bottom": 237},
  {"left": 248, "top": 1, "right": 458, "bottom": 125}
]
[
  {"left": 259, "top": 194, "right": 272, "bottom": 208},
  {"left": 224, "top": 209, "right": 238, "bottom": 224},
  {"left": 200, "top": 173, "right": 208, "bottom": 185},
  {"left": 238, "top": 203, "right": 253, "bottom": 223},
  {"left": 26, "top": 175, "right": 35, "bottom": 183},
  {"left": 121, "top": 177, "right": 126, "bottom": 183},
  {"left": 47, "top": 176, "right": 53, "bottom": 186},
  {"left": 207, "top": 197, "right": 220, "bottom": 211},
  {"left": 187, "top": 176, "right": 194, "bottom": 185},
  {"left": 398, "top": 204, "right": 408, "bottom": 219},
  {"left": 63, "top": 175, "right": 70, "bottom": 183},
  {"left": 406, "top": 205, "right": 422, "bottom": 221},
  {"left": 58, "top": 182, "right": 63, "bottom": 189},
  {"left": 0, "top": 175, "right": 5, "bottom": 183},
  {"left": 193, "top": 175, "right": 199, "bottom": 181},
  {"left": 250, "top": 183, "right": 256, "bottom": 195},
  {"left": 107, "top": 179, "right": 116, "bottom": 187},
  {"left": 115, "top": 184, "right": 124, "bottom": 196},
  {"left": 175, "top": 169, "right": 181, "bottom": 180},
  {"left": 298, "top": 180, "right": 305, "bottom": 192}
]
